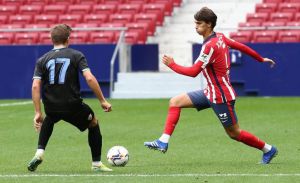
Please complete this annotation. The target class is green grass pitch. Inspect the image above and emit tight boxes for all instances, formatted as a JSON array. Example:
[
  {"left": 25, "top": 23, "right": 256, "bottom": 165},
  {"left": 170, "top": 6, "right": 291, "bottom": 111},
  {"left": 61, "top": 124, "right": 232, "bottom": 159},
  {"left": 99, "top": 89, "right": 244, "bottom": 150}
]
[{"left": 0, "top": 97, "right": 300, "bottom": 183}]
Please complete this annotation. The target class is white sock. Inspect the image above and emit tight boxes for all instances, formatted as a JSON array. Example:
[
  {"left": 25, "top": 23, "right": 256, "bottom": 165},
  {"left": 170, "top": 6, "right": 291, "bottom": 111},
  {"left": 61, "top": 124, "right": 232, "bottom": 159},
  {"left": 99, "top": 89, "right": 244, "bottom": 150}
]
[
  {"left": 159, "top": 134, "right": 170, "bottom": 143},
  {"left": 92, "top": 161, "right": 102, "bottom": 167},
  {"left": 35, "top": 149, "right": 44, "bottom": 158},
  {"left": 262, "top": 143, "right": 272, "bottom": 153}
]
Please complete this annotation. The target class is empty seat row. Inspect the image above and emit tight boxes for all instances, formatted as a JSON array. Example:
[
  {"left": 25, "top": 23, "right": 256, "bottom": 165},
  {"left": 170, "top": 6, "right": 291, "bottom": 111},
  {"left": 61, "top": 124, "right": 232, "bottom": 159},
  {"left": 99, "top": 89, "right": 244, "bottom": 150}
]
[
  {"left": 0, "top": 3, "right": 172, "bottom": 16},
  {"left": 263, "top": 0, "right": 300, "bottom": 3},
  {"left": 238, "top": 21, "right": 300, "bottom": 29},
  {"left": 230, "top": 30, "right": 300, "bottom": 43},
  {"left": 0, "top": 30, "right": 147, "bottom": 45},
  {"left": 0, "top": 13, "right": 160, "bottom": 25},
  {"left": 0, "top": 21, "right": 154, "bottom": 33},
  {"left": 0, "top": 0, "right": 182, "bottom": 7},
  {"left": 256, "top": 3, "right": 300, "bottom": 13},
  {"left": 247, "top": 12, "right": 300, "bottom": 23},
  {"left": 0, "top": 14, "right": 157, "bottom": 35}
]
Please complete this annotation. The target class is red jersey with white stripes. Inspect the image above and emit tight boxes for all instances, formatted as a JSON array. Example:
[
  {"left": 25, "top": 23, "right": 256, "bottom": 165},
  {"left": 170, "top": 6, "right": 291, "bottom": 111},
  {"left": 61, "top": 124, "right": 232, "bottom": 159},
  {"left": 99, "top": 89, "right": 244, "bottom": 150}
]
[{"left": 168, "top": 32, "right": 264, "bottom": 104}]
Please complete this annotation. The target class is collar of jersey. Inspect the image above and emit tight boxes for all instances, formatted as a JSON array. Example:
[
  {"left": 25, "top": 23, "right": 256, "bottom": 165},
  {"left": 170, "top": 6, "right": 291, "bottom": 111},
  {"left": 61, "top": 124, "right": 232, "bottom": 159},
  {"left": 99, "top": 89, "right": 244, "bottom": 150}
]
[
  {"left": 203, "top": 32, "right": 216, "bottom": 45},
  {"left": 52, "top": 47, "right": 67, "bottom": 51}
]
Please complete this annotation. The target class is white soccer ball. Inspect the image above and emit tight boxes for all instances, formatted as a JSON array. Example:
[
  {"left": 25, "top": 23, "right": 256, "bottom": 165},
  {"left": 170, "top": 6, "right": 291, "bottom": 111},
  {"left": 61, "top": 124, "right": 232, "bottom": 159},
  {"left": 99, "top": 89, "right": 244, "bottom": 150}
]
[{"left": 106, "top": 146, "right": 129, "bottom": 166}]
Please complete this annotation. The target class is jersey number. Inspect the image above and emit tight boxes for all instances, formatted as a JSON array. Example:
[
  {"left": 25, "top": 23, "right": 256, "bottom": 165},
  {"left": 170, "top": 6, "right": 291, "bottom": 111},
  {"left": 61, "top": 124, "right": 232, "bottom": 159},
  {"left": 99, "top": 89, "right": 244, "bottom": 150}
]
[{"left": 46, "top": 58, "right": 70, "bottom": 84}]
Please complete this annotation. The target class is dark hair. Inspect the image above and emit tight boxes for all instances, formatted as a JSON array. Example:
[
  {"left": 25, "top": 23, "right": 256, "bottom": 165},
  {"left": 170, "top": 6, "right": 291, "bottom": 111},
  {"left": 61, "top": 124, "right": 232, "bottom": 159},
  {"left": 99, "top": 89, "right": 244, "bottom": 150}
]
[
  {"left": 194, "top": 7, "right": 217, "bottom": 29},
  {"left": 50, "top": 24, "right": 72, "bottom": 45}
]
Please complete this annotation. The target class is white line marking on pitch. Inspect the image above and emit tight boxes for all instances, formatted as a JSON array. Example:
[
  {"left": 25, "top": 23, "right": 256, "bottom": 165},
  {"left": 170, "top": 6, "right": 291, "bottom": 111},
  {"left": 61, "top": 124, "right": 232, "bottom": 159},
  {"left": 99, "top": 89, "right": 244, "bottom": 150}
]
[
  {"left": 1, "top": 174, "right": 300, "bottom": 178},
  {"left": 0, "top": 101, "right": 32, "bottom": 107}
]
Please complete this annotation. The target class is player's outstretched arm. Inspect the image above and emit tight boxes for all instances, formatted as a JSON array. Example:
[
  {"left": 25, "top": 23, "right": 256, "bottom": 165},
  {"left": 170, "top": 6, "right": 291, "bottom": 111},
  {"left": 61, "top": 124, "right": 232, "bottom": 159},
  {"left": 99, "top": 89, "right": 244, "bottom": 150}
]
[
  {"left": 224, "top": 37, "right": 276, "bottom": 68},
  {"left": 83, "top": 70, "right": 112, "bottom": 112},
  {"left": 162, "top": 55, "right": 203, "bottom": 77},
  {"left": 32, "top": 79, "right": 43, "bottom": 132}
]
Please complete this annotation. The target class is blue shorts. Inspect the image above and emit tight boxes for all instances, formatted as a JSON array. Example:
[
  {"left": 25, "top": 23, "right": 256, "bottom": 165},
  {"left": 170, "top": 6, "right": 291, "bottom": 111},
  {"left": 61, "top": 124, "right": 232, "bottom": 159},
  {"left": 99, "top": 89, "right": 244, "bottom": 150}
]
[{"left": 187, "top": 90, "right": 238, "bottom": 127}]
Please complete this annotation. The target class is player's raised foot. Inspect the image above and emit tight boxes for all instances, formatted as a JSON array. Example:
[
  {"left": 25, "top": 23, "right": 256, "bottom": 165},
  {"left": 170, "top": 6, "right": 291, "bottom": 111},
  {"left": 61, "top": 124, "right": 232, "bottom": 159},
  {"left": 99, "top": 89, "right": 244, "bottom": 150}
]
[
  {"left": 261, "top": 146, "right": 278, "bottom": 164},
  {"left": 27, "top": 156, "right": 43, "bottom": 172},
  {"left": 144, "top": 139, "right": 168, "bottom": 153},
  {"left": 92, "top": 163, "right": 113, "bottom": 172}
]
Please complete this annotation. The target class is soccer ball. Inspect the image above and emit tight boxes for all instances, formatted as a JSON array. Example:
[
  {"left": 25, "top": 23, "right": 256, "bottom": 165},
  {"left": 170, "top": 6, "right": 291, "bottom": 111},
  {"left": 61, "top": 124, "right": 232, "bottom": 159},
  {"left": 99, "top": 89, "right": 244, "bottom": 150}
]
[{"left": 106, "top": 146, "right": 129, "bottom": 166}]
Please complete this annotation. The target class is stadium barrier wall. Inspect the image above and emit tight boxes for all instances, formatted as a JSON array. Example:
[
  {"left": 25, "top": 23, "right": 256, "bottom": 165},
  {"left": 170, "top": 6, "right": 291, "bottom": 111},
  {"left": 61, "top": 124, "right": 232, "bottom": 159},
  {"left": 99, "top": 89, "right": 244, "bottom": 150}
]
[
  {"left": 192, "top": 43, "right": 300, "bottom": 96},
  {"left": 0, "top": 44, "right": 158, "bottom": 99}
]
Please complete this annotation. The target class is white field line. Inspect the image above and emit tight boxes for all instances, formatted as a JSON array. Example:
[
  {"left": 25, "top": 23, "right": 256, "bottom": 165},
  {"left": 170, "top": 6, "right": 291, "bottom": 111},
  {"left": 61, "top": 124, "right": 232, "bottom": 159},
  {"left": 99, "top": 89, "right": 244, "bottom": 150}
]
[
  {"left": 0, "top": 173, "right": 300, "bottom": 178},
  {"left": 0, "top": 101, "right": 32, "bottom": 107}
]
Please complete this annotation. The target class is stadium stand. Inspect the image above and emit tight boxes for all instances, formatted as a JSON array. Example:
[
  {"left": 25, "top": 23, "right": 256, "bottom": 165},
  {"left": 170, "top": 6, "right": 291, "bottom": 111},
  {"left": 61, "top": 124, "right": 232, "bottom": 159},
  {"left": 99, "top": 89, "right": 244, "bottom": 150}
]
[
  {"left": 230, "top": 0, "right": 300, "bottom": 43},
  {"left": 0, "top": 0, "right": 182, "bottom": 45}
]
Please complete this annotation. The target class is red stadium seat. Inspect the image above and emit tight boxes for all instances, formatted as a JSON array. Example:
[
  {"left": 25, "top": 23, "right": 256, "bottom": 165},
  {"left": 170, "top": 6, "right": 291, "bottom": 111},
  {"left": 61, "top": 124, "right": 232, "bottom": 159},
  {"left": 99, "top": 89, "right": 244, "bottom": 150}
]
[
  {"left": 270, "top": 13, "right": 294, "bottom": 22},
  {"left": 133, "top": 13, "right": 156, "bottom": 35},
  {"left": 92, "top": 4, "right": 117, "bottom": 15},
  {"left": 101, "top": 22, "right": 125, "bottom": 28},
  {"left": 255, "top": 3, "right": 277, "bottom": 13},
  {"left": 101, "top": 23, "right": 125, "bottom": 37},
  {"left": 9, "top": 15, "right": 33, "bottom": 25},
  {"left": 0, "top": 24, "right": 23, "bottom": 29},
  {"left": 246, "top": 13, "right": 269, "bottom": 23},
  {"left": 74, "top": 23, "right": 99, "bottom": 28},
  {"left": 252, "top": 30, "right": 278, "bottom": 43},
  {"left": 277, "top": 30, "right": 300, "bottom": 42},
  {"left": 2, "top": 0, "right": 25, "bottom": 6},
  {"left": 77, "top": 0, "right": 101, "bottom": 4},
  {"left": 116, "top": 31, "right": 139, "bottom": 44},
  {"left": 229, "top": 31, "right": 252, "bottom": 43},
  {"left": 278, "top": 3, "right": 300, "bottom": 13},
  {"left": 142, "top": 4, "right": 165, "bottom": 26},
  {"left": 172, "top": 0, "right": 182, "bottom": 6},
  {"left": 238, "top": 22, "right": 262, "bottom": 31},
  {"left": 286, "top": 21, "right": 300, "bottom": 27},
  {"left": 34, "top": 15, "right": 58, "bottom": 24},
  {"left": 24, "top": 24, "right": 49, "bottom": 30},
  {"left": 109, "top": 14, "right": 133, "bottom": 24},
  {"left": 14, "top": 32, "right": 39, "bottom": 44},
  {"left": 294, "top": 12, "right": 300, "bottom": 21},
  {"left": 50, "top": 0, "right": 76, "bottom": 5},
  {"left": 263, "top": 0, "right": 283, "bottom": 3},
  {"left": 90, "top": 32, "right": 115, "bottom": 43},
  {"left": 104, "top": 0, "right": 125, "bottom": 4},
  {"left": 288, "top": 0, "right": 300, "bottom": 2},
  {"left": 39, "top": 32, "right": 52, "bottom": 44},
  {"left": 68, "top": 5, "right": 92, "bottom": 15},
  {"left": 58, "top": 14, "right": 82, "bottom": 26},
  {"left": 69, "top": 32, "right": 89, "bottom": 44},
  {"left": 126, "top": 22, "right": 148, "bottom": 43},
  {"left": 150, "top": 0, "right": 173, "bottom": 16},
  {"left": 126, "top": 0, "right": 150, "bottom": 4},
  {"left": 0, "top": 5, "right": 17, "bottom": 15},
  {"left": 27, "top": 0, "right": 49, "bottom": 5},
  {"left": 43, "top": 5, "right": 67, "bottom": 15},
  {"left": 262, "top": 21, "right": 286, "bottom": 28},
  {"left": 117, "top": 4, "right": 142, "bottom": 14},
  {"left": 0, "top": 15, "right": 8, "bottom": 24},
  {"left": 19, "top": 5, "right": 43, "bottom": 15},
  {"left": 0, "top": 32, "right": 14, "bottom": 44},
  {"left": 83, "top": 14, "right": 108, "bottom": 24}
]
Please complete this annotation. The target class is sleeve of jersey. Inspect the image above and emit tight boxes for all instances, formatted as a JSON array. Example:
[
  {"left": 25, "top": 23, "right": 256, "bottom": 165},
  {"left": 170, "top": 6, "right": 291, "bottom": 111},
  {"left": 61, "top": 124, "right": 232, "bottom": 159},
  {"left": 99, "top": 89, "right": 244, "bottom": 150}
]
[
  {"left": 168, "top": 60, "right": 204, "bottom": 77},
  {"left": 168, "top": 45, "right": 213, "bottom": 77},
  {"left": 224, "top": 36, "right": 264, "bottom": 62},
  {"left": 78, "top": 53, "right": 90, "bottom": 73},
  {"left": 32, "top": 60, "right": 43, "bottom": 80}
]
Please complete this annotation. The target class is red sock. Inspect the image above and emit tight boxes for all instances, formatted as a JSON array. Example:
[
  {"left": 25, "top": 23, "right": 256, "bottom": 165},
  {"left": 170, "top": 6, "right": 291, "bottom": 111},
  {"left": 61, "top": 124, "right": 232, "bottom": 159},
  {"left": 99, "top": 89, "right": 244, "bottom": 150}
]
[
  {"left": 163, "top": 107, "right": 181, "bottom": 135},
  {"left": 236, "top": 130, "right": 265, "bottom": 150}
]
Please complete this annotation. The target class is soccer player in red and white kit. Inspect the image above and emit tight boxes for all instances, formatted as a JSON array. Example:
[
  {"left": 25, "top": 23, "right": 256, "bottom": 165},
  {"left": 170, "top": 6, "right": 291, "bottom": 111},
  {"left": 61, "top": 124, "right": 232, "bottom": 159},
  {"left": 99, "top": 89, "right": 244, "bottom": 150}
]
[{"left": 144, "top": 7, "right": 278, "bottom": 164}]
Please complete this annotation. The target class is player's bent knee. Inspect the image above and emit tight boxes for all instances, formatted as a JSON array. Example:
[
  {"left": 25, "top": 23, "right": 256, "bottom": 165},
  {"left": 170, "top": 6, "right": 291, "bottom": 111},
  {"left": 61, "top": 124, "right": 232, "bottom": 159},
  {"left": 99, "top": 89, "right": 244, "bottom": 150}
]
[
  {"left": 169, "top": 97, "right": 181, "bottom": 107},
  {"left": 88, "top": 117, "right": 98, "bottom": 128},
  {"left": 226, "top": 130, "right": 240, "bottom": 140}
]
